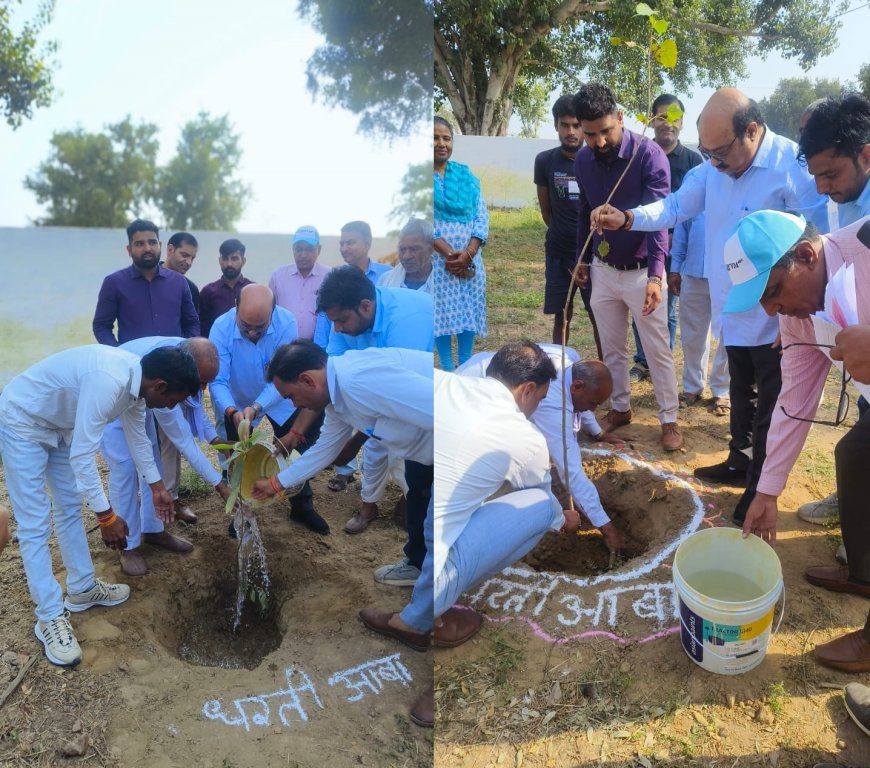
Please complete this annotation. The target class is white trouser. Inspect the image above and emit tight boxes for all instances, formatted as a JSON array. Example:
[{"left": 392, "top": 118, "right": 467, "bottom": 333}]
[
  {"left": 360, "top": 438, "right": 408, "bottom": 504},
  {"left": 679, "top": 275, "right": 730, "bottom": 398},
  {"left": 0, "top": 424, "right": 96, "bottom": 622},
  {"left": 158, "top": 423, "right": 182, "bottom": 500},
  {"left": 102, "top": 413, "right": 164, "bottom": 549},
  {"left": 590, "top": 260, "right": 679, "bottom": 422}
]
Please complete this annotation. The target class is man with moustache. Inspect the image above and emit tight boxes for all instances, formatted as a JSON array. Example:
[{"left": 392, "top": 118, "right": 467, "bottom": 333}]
[
  {"left": 93, "top": 219, "right": 200, "bottom": 345},
  {"left": 199, "top": 238, "right": 254, "bottom": 339},
  {"left": 339, "top": 220, "right": 392, "bottom": 283},
  {"left": 269, "top": 226, "right": 330, "bottom": 341},
  {"left": 535, "top": 95, "right": 600, "bottom": 350},
  {"left": 572, "top": 83, "right": 683, "bottom": 451},
  {"left": 590, "top": 87, "right": 829, "bottom": 523},
  {"left": 163, "top": 232, "right": 201, "bottom": 313},
  {"left": 378, "top": 218, "right": 434, "bottom": 292}
]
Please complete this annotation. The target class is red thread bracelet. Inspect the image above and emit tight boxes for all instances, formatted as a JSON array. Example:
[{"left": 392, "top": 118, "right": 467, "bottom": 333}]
[
  {"left": 289, "top": 428, "right": 307, "bottom": 445},
  {"left": 269, "top": 475, "right": 283, "bottom": 494}
]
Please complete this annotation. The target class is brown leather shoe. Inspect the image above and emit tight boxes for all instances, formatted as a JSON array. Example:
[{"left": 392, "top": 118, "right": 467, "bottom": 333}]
[
  {"left": 814, "top": 629, "right": 870, "bottom": 673},
  {"left": 143, "top": 531, "right": 193, "bottom": 554},
  {"left": 599, "top": 409, "right": 632, "bottom": 433},
  {"left": 119, "top": 549, "right": 148, "bottom": 577},
  {"left": 173, "top": 501, "right": 198, "bottom": 524},
  {"left": 805, "top": 565, "right": 870, "bottom": 598},
  {"left": 410, "top": 687, "right": 434, "bottom": 728},
  {"left": 434, "top": 607, "right": 484, "bottom": 648},
  {"left": 661, "top": 422, "right": 683, "bottom": 451},
  {"left": 358, "top": 608, "right": 431, "bottom": 652},
  {"left": 344, "top": 503, "right": 379, "bottom": 535}
]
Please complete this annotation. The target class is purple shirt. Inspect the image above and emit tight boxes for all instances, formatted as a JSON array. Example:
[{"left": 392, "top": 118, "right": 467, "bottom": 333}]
[
  {"left": 268, "top": 262, "right": 330, "bottom": 340},
  {"left": 198, "top": 275, "right": 254, "bottom": 339},
  {"left": 93, "top": 265, "right": 200, "bottom": 346},
  {"left": 575, "top": 129, "right": 670, "bottom": 277}
]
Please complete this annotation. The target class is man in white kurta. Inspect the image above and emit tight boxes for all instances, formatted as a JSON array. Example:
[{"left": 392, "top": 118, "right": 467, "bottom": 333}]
[
  {"left": 0, "top": 345, "right": 198, "bottom": 666},
  {"left": 103, "top": 336, "right": 232, "bottom": 576}
]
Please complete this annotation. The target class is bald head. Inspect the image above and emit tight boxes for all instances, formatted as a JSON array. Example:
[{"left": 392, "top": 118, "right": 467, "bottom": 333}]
[
  {"left": 237, "top": 284, "right": 275, "bottom": 342},
  {"left": 698, "top": 88, "right": 765, "bottom": 178},
  {"left": 570, "top": 359, "right": 612, "bottom": 413},
  {"left": 181, "top": 337, "right": 219, "bottom": 386}
]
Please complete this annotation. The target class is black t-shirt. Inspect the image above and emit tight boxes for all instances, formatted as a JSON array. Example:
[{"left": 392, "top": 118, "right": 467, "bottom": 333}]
[
  {"left": 666, "top": 141, "right": 703, "bottom": 192},
  {"left": 186, "top": 277, "right": 200, "bottom": 315},
  {"left": 534, "top": 146, "right": 581, "bottom": 253}
]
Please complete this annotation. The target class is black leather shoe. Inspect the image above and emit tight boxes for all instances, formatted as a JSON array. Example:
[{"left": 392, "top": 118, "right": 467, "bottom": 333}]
[
  {"left": 732, "top": 489, "right": 754, "bottom": 526},
  {"left": 290, "top": 502, "right": 330, "bottom": 535},
  {"left": 694, "top": 460, "right": 748, "bottom": 486}
]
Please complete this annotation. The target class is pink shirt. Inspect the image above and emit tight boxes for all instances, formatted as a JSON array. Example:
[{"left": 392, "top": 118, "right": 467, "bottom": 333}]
[
  {"left": 759, "top": 216, "right": 870, "bottom": 496},
  {"left": 268, "top": 262, "right": 330, "bottom": 340}
]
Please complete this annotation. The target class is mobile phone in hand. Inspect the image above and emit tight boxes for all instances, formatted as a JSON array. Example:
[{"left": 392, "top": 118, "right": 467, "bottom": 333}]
[{"left": 858, "top": 220, "right": 870, "bottom": 249}]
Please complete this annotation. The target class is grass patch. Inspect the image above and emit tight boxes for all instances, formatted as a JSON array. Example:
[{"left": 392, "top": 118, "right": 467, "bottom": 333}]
[{"left": 178, "top": 462, "right": 218, "bottom": 498}]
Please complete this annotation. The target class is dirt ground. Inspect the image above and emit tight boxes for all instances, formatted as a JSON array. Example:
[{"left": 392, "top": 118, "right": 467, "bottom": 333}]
[
  {"left": 434, "top": 377, "right": 870, "bottom": 768},
  {"left": 0, "top": 464, "right": 432, "bottom": 768}
]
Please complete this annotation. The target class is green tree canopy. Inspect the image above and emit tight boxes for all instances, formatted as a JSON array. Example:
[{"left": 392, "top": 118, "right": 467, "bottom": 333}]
[
  {"left": 156, "top": 112, "right": 250, "bottom": 231},
  {"left": 758, "top": 76, "right": 842, "bottom": 141},
  {"left": 436, "top": 0, "right": 846, "bottom": 135},
  {"left": 0, "top": 0, "right": 57, "bottom": 128},
  {"left": 298, "top": 0, "right": 433, "bottom": 139},
  {"left": 390, "top": 161, "right": 433, "bottom": 225},
  {"left": 23, "top": 116, "right": 158, "bottom": 226},
  {"left": 857, "top": 62, "right": 870, "bottom": 101}
]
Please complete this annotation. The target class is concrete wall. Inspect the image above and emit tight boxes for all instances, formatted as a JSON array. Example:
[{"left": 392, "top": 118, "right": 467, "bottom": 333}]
[{"left": 0, "top": 226, "right": 397, "bottom": 385}]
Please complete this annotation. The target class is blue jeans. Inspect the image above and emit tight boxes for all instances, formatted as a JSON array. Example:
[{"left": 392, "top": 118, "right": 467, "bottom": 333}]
[
  {"left": 633, "top": 291, "right": 677, "bottom": 366},
  {"left": 400, "top": 495, "right": 434, "bottom": 632},
  {"left": 434, "top": 489, "right": 554, "bottom": 618}
]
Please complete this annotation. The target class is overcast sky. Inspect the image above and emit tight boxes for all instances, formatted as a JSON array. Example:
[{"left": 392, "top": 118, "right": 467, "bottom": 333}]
[{"left": 0, "top": 0, "right": 428, "bottom": 236}]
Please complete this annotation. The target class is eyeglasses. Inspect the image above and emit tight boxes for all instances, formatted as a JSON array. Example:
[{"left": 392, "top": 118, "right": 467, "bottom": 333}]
[
  {"left": 239, "top": 319, "right": 270, "bottom": 335},
  {"left": 779, "top": 342, "right": 851, "bottom": 427},
  {"left": 698, "top": 135, "right": 739, "bottom": 163}
]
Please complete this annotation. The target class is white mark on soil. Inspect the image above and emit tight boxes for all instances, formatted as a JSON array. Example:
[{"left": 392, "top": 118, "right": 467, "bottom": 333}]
[
  {"left": 202, "top": 667, "right": 324, "bottom": 731},
  {"left": 328, "top": 653, "right": 413, "bottom": 702}
]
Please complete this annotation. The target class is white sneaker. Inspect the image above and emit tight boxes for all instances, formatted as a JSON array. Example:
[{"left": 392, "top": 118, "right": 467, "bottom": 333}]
[
  {"left": 797, "top": 492, "right": 838, "bottom": 525},
  {"left": 64, "top": 578, "right": 130, "bottom": 613},
  {"left": 373, "top": 557, "right": 421, "bottom": 586},
  {"left": 34, "top": 612, "right": 82, "bottom": 667},
  {"left": 836, "top": 543, "right": 847, "bottom": 565}
]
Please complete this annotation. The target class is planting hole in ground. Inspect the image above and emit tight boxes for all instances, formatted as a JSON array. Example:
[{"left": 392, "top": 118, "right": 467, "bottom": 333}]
[{"left": 523, "top": 454, "right": 697, "bottom": 576}]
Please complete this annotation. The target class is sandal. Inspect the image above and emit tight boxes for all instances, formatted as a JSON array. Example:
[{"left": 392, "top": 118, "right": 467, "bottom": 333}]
[
  {"left": 713, "top": 396, "right": 731, "bottom": 417},
  {"left": 678, "top": 392, "right": 702, "bottom": 408},
  {"left": 327, "top": 473, "right": 356, "bottom": 492}
]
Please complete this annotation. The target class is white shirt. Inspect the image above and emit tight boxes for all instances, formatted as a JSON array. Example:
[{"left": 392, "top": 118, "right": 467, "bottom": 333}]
[
  {"left": 119, "top": 336, "right": 222, "bottom": 488},
  {"left": 0, "top": 345, "right": 160, "bottom": 512},
  {"left": 377, "top": 264, "right": 434, "bottom": 293},
  {"left": 455, "top": 345, "right": 609, "bottom": 528},
  {"left": 276, "top": 348, "right": 434, "bottom": 489},
  {"left": 434, "top": 370, "right": 564, "bottom": 577},
  {"left": 630, "top": 128, "right": 830, "bottom": 346}
]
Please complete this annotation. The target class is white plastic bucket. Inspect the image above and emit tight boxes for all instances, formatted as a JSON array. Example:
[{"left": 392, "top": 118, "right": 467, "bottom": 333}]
[{"left": 673, "top": 527, "right": 784, "bottom": 675}]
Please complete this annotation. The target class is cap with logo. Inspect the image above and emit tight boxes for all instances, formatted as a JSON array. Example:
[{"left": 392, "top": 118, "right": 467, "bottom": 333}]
[
  {"left": 292, "top": 225, "right": 320, "bottom": 246},
  {"left": 723, "top": 210, "right": 806, "bottom": 314}
]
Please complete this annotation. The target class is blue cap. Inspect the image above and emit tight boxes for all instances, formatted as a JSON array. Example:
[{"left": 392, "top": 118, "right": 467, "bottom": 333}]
[
  {"left": 723, "top": 210, "right": 806, "bottom": 314},
  {"left": 292, "top": 225, "right": 319, "bottom": 246}
]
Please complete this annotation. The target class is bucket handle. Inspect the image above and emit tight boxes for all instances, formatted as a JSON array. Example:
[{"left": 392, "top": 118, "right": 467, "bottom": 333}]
[{"left": 678, "top": 586, "right": 786, "bottom": 663}]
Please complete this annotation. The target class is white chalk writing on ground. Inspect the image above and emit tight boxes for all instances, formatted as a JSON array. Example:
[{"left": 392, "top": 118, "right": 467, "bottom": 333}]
[
  {"left": 328, "top": 653, "right": 413, "bottom": 702},
  {"left": 467, "top": 449, "right": 706, "bottom": 640},
  {"left": 202, "top": 653, "right": 414, "bottom": 730}
]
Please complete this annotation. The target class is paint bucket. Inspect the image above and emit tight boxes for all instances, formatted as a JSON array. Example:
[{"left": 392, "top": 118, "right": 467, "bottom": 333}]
[{"left": 673, "top": 527, "right": 783, "bottom": 675}]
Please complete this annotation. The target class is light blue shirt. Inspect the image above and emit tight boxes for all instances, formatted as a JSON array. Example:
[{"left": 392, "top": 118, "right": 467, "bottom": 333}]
[
  {"left": 630, "top": 127, "right": 830, "bottom": 346},
  {"left": 363, "top": 259, "right": 393, "bottom": 284},
  {"left": 277, "top": 348, "right": 434, "bottom": 489},
  {"left": 208, "top": 307, "right": 299, "bottom": 429},
  {"left": 838, "top": 179, "right": 870, "bottom": 228},
  {"left": 326, "top": 286, "right": 434, "bottom": 355},
  {"left": 669, "top": 211, "right": 707, "bottom": 279}
]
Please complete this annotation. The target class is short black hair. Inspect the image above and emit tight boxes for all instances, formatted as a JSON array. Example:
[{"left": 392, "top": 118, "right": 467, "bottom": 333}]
[
  {"left": 486, "top": 341, "right": 557, "bottom": 388},
  {"left": 572, "top": 84, "right": 618, "bottom": 123},
  {"left": 268, "top": 340, "right": 327, "bottom": 383},
  {"left": 434, "top": 115, "right": 454, "bottom": 136},
  {"left": 140, "top": 346, "right": 200, "bottom": 397},
  {"left": 126, "top": 219, "right": 159, "bottom": 242},
  {"left": 552, "top": 95, "right": 577, "bottom": 122},
  {"left": 316, "top": 265, "right": 375, "bottom": 313},
  {"left": 341, "top": 220, "right": 372, "bottom": 243},
  {"left": 651, "top": 93, "right": 685, "bottom": 116},
  {"left": 773, "top": 221, "right": 821, "bottom": 271},
  {"left": 732, "top": 99, "right": 765, "bottom": 138},
  {"left": 799, "top": 94, "right": 870, "bottom": 162},
  {"left": 167, "top": 232, "right": 198, "bottom": 250},
  {"left": 220, "top": 238, "right": 246, "bottom": 257}
]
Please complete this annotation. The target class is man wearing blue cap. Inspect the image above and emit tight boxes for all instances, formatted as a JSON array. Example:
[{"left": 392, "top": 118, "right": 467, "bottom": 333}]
[
  {"left": 723, "top": 209, "right": 870, "bottom": 673},
  {"left": 269, "top": 226, "right": 330, "bottom": 342}
]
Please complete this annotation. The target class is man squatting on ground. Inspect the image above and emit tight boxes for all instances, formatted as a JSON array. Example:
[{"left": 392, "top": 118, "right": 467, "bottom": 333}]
[{"left": 0, "top": 345, "right": 200, "bottom": 666}]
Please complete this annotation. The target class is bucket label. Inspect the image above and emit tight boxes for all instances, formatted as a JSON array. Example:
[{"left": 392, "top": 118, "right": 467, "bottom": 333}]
[{"left": 679, "top": 600, "right": 775, "bottom": 672}]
